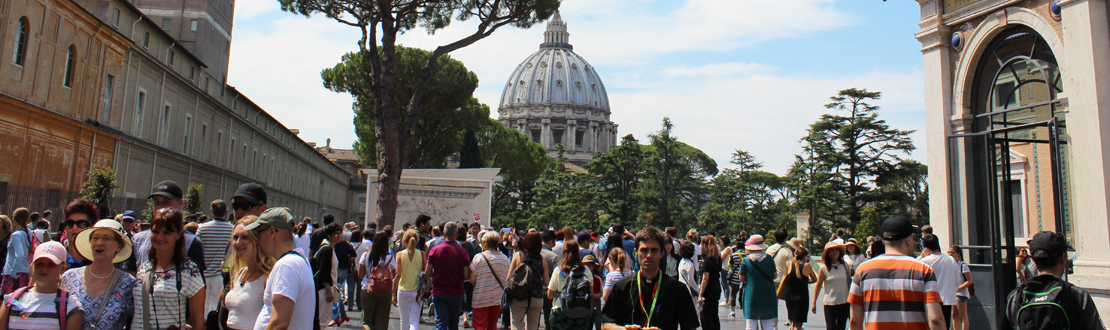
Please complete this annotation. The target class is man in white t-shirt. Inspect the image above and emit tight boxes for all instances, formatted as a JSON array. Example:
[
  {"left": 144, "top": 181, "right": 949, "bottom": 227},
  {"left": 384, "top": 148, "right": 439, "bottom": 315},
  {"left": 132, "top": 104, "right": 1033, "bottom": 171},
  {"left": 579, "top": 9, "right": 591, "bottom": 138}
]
[
  {"left": 248, "top": 207, "right": 315, "bottom": 330},
  {"left": 919, "top": 234, "right": 960, "bottom": 327}
]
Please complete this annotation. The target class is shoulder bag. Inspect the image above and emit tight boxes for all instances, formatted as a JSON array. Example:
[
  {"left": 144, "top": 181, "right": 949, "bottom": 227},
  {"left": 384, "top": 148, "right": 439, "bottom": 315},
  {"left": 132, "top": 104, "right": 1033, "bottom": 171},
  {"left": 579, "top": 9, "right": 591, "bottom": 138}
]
[
  {"left": 480, "top": 253, "right": 510, "bottom": 310},
  {"left": 84, "top": 268, "right": 121, "bottom": 330},
  {"left": 775, "top": 262, "right": 792, "bottom": 299}
]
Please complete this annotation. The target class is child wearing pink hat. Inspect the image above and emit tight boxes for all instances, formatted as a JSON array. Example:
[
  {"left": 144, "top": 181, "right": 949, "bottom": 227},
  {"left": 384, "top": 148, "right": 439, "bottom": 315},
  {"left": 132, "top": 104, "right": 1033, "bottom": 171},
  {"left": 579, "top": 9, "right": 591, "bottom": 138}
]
[{"left": 0, "top": 241, "right": 84, "bottom": 329}]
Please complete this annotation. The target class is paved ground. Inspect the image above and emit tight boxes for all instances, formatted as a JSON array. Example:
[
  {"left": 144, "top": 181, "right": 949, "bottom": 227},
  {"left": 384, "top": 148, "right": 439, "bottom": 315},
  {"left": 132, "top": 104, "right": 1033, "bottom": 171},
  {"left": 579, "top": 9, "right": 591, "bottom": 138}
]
[{"left": 324, "top": 298, "right": 831, "bottom": 330}]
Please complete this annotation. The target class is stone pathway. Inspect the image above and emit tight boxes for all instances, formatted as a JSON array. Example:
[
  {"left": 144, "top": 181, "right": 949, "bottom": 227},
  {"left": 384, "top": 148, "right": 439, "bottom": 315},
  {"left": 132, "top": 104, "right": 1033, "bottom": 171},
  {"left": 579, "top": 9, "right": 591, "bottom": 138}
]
[{"left": 325, "top": 299, "right": 830, "bottom": 330}]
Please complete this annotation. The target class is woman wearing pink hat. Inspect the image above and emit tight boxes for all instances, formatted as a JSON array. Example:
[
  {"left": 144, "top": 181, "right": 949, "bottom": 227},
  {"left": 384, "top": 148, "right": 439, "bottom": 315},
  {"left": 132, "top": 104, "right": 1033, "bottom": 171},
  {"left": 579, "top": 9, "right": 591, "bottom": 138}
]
[
  {"left": 0, "top": 241, "right": 84, "bottom": 329},
  {"left": 63, "top": 219, "right": 137, "bottom": 330},
  {"left": 738, "top": 234, "right": 777, "bottom": 330}
]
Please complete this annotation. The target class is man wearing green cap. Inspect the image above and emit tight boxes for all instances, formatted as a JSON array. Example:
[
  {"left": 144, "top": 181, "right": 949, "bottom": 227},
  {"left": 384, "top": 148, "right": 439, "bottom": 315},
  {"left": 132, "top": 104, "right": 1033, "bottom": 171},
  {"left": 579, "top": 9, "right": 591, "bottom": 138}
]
[{"left": 250, "top": 207, "right": 315, "bottom": 330}]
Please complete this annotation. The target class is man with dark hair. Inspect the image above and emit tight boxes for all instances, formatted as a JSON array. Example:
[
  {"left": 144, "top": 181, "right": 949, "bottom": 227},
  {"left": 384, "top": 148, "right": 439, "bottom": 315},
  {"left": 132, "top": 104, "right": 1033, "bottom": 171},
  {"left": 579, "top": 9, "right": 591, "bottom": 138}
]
[
  {"left": 414, "top": 214, "right": 432, "bottom": 251},
  {"left": 540, "top": 228, "right": 559, "bottom": 329},
  {"left": 131, "top": 180, "right": 206, "bottom": 274},
  {"left": 198, "top": 199, "right": 234, "bottom": 315},
  {"left": 310, "top": 213, "right": 337, "bottom": 256},
  {"left": 919, "top": 234, "right": 960, "bottom": 326},
  {"left": 849, "top": 216, "right": 944, "bottom": 330},
  {"left": 1001, "top": 231, "right": 1105, "bottom": 330},
  {"left": 601, "top": 227, "right": 700, "bottom": 330}
]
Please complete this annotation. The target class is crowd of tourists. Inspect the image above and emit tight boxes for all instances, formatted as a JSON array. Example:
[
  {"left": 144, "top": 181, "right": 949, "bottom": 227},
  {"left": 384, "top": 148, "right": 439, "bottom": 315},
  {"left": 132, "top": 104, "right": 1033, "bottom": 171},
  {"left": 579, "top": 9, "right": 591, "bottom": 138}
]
[{"left": 0, "top": 179, "right": 1104, "bottom": 330}]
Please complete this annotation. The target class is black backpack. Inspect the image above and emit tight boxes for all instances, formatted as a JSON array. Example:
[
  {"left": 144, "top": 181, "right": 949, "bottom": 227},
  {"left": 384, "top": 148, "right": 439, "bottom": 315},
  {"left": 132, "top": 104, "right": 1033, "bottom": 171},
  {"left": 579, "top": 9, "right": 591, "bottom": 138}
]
[
  {"left": 507, "top": 253, "right": 543, "bottom": 301},
  {"left": 559, "top": 265, "right": 593, "bottom": 319},
  {"left": 1007, "top": 275, "right": 1078, "bottom": 330}
]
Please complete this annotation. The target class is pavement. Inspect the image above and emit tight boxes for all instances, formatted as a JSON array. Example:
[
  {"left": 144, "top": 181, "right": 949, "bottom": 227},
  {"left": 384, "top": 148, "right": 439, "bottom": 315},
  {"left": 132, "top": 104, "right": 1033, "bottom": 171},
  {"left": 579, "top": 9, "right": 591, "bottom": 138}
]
[{"left": 324, "top": 298, "right": 830, "bottom": 330}]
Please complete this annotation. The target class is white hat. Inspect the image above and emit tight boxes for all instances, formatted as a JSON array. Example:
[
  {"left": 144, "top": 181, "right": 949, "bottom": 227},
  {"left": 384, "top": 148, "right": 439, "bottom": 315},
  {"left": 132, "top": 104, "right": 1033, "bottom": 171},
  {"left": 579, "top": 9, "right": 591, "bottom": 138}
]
[{"left": 76, "top": 219, "right": 133, "bottom": 264}]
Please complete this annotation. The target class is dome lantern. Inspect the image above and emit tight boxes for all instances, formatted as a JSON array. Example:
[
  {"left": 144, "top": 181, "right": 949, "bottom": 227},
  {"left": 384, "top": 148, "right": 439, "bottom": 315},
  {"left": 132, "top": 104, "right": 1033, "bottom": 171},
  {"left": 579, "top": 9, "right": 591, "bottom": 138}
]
[{"left": 540, "top": 11, "right": 572, "bottom": 50}]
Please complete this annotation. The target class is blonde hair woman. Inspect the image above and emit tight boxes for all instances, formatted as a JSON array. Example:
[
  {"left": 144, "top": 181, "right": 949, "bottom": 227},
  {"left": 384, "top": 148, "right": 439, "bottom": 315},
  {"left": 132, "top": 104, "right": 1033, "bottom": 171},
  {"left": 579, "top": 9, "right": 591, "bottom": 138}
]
[
  {"left": 602, "top": 248, "right": 632, "bottom": 304},
  {"left": 393, "top": 229, "right": 426, "bottom": 330},
  {"left": 223, "top": 216, "right": 276, "bottom": 330}
]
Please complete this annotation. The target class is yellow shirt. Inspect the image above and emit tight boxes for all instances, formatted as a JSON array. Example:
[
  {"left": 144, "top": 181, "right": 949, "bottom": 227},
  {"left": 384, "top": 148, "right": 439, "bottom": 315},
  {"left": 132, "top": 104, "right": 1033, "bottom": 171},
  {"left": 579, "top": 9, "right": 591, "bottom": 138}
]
[{"left": 397, "top": 249, "right": 424, "bottom": 291}]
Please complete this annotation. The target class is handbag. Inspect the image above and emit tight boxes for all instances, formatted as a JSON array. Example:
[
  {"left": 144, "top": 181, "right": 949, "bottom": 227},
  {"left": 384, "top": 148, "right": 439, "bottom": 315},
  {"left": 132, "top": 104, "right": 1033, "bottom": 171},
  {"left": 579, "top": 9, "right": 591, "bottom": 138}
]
[
  {"left": 84, "top": 269, "right": 121, "bottom": 330},
  {"left": 774, "top": 262, "right": 794, "bottom": 300},
  {"left": 480, "top": 254, "right": 510, "bottom": 310}
]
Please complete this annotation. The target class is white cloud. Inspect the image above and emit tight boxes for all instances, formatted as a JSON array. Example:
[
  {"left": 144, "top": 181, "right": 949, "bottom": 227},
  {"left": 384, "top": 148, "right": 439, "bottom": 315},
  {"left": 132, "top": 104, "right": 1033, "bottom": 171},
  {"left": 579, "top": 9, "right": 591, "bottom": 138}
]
[
  {"left": 607, "top": 66, "right": 926, "bottom": 176},
  {"left": 663, "top": 62, "right": 774, "bottom": 77}
]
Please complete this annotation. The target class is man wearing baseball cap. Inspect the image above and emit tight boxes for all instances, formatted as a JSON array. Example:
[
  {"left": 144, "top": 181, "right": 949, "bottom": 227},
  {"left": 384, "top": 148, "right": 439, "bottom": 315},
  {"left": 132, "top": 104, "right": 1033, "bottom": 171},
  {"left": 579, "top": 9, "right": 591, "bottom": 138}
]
[
  {"left": 130, "top": 180, "right": 207, "bottom": 275},
  {"left": 1001, "top": 231, "right": 1105, "bottom": 329},
  {"left": 250, "top": 207, "right": 315, "bottom": 330},
  {"left": 232, "top": 182, "right": 268, "bottom": 220},
  {"left": 849, "top": 215, "right": 945, "bottom": 330}
]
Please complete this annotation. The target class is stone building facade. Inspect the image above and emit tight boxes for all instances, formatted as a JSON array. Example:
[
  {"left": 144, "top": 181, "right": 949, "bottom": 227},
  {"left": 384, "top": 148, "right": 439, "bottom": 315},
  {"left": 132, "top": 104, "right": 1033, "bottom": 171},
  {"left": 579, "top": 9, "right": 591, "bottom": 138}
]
[
  {"left": 498, "top": 12, "right": 617, "bottom": 164},
  {"left": 0, "top": 0, "right": 349, "bottom": 222},
  {"left": 915, "top": 0, "right": 1109, "bottom": 324}
]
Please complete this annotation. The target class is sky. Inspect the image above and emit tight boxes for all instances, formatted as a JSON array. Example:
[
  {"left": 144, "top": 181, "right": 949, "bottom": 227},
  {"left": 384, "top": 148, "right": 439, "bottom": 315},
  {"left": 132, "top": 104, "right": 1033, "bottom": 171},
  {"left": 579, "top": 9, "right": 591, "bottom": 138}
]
[{"left": 226, "top": 0, "right": 926, "bottom": 176}]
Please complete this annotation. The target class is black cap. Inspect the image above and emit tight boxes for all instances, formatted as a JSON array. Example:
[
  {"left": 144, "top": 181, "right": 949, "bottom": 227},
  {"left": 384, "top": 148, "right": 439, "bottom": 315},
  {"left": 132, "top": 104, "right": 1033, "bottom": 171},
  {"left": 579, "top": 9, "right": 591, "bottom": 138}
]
[
  {"left": 1028, "top": 231, "right": 1070, "bottom": 257},
  {"left": 148, "top": 180, "right": 183, "bottom": 200},
  {"left": 233, "top": 183, "right": 267, "bottom": 205},
  {"left": 881, "top": 215, "right": 921, "bottom": 241}
]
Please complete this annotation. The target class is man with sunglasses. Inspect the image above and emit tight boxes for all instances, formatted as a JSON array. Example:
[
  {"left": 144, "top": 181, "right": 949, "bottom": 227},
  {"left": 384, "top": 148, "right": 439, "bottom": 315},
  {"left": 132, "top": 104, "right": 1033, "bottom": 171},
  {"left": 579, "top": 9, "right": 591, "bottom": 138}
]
[
  {"left": 119, "top": 210, "right": 140, "bottom": 239},
  {"left": 248, "top": 207, "right": 315, "bottom": 330},
  {"left": 129, "top": 180, "right": 208, "bottom": 275},
  {"left": 232, "top": 182, "right": 268, "bottom": 220}
]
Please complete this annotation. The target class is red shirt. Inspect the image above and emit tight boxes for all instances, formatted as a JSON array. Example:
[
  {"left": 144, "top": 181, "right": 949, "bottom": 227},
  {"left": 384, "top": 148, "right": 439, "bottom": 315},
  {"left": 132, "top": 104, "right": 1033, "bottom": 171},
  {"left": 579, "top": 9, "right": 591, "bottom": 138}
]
[{"left": 428, "top": 240, "right": 469, "bottom": 297}]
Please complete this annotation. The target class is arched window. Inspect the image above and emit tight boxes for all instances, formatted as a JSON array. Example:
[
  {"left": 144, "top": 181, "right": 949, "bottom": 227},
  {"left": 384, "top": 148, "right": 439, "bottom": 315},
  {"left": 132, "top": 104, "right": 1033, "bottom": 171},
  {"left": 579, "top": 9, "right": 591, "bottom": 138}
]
[
  {"left": 13, "top": 17, "right": 28, "bottom": 66},
  {"left": 63, "top": 45, "right": 76, "bottom": 87}
]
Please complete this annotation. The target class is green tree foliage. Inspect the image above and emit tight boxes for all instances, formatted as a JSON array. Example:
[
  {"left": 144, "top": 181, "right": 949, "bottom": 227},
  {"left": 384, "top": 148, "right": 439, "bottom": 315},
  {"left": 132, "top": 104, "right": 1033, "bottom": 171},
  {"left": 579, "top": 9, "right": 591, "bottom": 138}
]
[
  {"left": 812, "top": 88, "right": 916, "bottom": 224},
  {"left": 585, "top": 134, "right": 645, "bottom": 225},
  {"left": 640, "top": 118, "right": 718, "bottom": 229},
  {"left": 80, "top": 166, "right": 119, "bottom": 219},
  {"left": 874, "top": 159, "right": 929, "bottom": 225},
  {"left": 322, "top": 48, "right": 488, "bottom": 169},
  {"left": 526, "top": 146, "right": 602, "bottom": 231},
  {"left": 183, "top": 184, "right": 203, "bottom": 216},
  {"left": 702, "top": 150, "right": 792, "bottom": 238},
  {"left": 483, "top": 119, "right": 551, "bottom": 228},
  {"left": 282, "top": 0, "right": 559, "bottom": 227}
]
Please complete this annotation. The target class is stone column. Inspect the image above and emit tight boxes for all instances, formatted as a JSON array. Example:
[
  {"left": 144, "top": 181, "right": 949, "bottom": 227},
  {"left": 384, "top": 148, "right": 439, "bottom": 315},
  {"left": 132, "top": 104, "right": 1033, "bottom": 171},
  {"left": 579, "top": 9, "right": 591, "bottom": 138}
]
[
  {"left": 516, "top": 119, "right": 528, "bottom": 135},
  {"left": 586, "top": 121, "right": 598, "bottom": 153},
  {"left": 541, "top": 119, "right": 552, "bottom": 150},
  {"left": 1059, "top": 0, "right": 1110, "bottom": 279},
  {"left": 567, "top": 120, "right": 577, "bottom": 152},
  {"left": 915, "top": 0, "right": 956, "bottom": 248}
]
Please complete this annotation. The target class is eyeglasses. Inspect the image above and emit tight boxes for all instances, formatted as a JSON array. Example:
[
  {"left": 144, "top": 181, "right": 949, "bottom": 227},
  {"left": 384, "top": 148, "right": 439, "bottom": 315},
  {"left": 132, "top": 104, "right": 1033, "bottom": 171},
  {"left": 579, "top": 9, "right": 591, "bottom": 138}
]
[
  {"left": 65, "top": 219, "right": 91, "bottom": 228},
  {"left": 232, "top": 202, "right": 257, "bottom": 211}
]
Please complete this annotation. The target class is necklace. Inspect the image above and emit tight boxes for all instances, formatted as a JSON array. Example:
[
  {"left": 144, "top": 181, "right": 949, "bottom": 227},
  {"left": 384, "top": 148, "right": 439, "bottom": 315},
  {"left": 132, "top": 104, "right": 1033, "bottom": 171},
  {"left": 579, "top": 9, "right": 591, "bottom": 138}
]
[{"left": 86, "top": 267, "right": 114, "bottom": 279}]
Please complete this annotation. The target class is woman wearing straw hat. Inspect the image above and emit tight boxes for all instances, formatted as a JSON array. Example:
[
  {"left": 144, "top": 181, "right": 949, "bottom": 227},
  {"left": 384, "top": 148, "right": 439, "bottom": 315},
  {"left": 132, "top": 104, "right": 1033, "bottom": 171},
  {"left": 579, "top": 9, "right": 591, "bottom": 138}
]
[
  {"left": 63, "top": 219, "right": 138, "bottom": 330},
  {"left": 811, "top": 241, "right": 851, "bottom": 330},
  {"left": 738, "top": 234, "right": 777, "bottom": 330},
  {"left": 223, "top": 216, "right": 276, "bottom": 330}
]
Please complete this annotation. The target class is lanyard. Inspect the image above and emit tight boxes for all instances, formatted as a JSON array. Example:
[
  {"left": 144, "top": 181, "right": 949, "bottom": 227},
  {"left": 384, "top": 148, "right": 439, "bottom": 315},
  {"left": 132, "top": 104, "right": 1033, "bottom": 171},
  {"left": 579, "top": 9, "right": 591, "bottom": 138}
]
[{"left": 635, "top": 271, "right": 662, "bottom": 328}]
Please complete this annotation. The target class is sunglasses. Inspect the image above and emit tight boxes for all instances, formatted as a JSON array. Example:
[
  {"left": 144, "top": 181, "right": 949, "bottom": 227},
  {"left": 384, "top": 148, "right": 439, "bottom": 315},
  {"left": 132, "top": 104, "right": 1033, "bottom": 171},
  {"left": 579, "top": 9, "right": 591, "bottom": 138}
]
[
  {"left": 232, "top": 202, "right": 257, "bottom": 211},
  {"left": 65, "top": 219, "right": 91, "bottom": 228},
  {"left": 122, "top": 217, "right": 136, "bottom": 223}
]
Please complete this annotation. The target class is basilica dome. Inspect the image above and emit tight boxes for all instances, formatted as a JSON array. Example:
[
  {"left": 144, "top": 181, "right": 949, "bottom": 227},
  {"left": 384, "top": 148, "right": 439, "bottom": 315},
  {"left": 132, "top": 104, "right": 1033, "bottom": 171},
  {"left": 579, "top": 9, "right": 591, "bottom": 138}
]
[{"left": 497, "top": 12, "right": 618, "bottom": 164}]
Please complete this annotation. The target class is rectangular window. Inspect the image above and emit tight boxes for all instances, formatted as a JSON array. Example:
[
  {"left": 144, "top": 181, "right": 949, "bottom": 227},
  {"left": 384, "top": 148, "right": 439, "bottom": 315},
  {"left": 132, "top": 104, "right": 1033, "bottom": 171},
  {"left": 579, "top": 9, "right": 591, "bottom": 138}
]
[
  {"left": 0, "top": 182, "right": 7, "bottom": 205},
  {"left": 216, "top": 131, "right": 223, "bottom": 164},
  {"left": 112, "top": 8, "right": 120, "bottom": 27},
  {"left": 229, "top": 137, "right": 236, "bottom": 168},
  {"left": 159, "top": 105, "right": 170, "bottom": 145},
  {"left": 190, "top": 19, "right": 198, "bottom": 31},
  {"left": 200, "top": 124, "right": 207, "bottom": 158},
  {"left": 189, "top": 66, "right": 195, "bottom": 80},
  {"left": 143, "top": 31, "right": 150, "bottom": 48},
  {"left": 101, "top": 75, "right": 115, "bottom": 123},
  {"left": 1010, "top": 180, "right": 1026, "bottom": 238},
  {"left": 167, "top": 51, "right": 175, "bottom": 67},
  {"left": 161, "top": 18, "right": 172, "bottom": 30},
  {"left": 134, "top": 91, "right": 146, "bottom": 134},
  {"left": 183, "top": 115, "right": 192, "bottom": 153}
]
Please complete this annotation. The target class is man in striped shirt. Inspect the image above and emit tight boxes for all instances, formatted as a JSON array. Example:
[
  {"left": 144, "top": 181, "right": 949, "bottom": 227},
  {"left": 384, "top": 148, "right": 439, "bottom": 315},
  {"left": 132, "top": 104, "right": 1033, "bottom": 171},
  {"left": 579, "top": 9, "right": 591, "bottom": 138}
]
[
  {"left": 198, "top": 199, "right": 235, "bottom": 314},
  {"left": 849, "top": 215, "right": 945, "bottom": 330}
]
